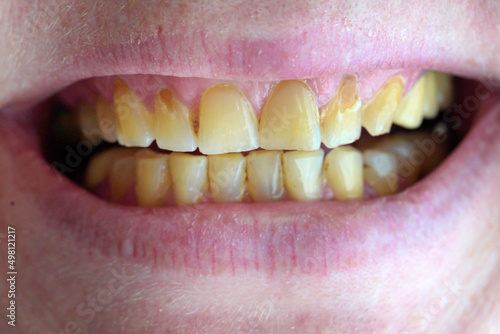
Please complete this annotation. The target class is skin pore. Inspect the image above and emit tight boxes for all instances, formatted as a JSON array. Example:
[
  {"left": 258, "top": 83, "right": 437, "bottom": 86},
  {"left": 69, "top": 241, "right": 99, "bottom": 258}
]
[{"left": 0, "top": 0, "right": 500, "bottom": 332}]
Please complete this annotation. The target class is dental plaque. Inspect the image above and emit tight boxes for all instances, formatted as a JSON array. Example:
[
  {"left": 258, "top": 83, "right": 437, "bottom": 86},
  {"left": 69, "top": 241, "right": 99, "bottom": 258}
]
[{"left": 50, "top": 70, "right": 455, "bottom": 207}]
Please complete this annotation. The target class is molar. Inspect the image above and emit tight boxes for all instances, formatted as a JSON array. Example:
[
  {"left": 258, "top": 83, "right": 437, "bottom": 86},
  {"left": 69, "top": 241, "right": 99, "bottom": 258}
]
[{"left": 95, "top": 96, "right": 118, "bottom": 143}]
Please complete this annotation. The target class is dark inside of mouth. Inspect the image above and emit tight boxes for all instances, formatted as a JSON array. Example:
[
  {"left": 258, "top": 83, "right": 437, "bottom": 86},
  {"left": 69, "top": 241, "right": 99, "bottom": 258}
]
[{"left": 41, "top": 75, "right": 472, "bottom": 206}]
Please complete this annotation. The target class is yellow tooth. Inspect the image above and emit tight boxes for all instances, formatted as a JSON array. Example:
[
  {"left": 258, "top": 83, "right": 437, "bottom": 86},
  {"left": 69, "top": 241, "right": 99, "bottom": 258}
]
[
  {"left": 114, "top": 78, "right": 155, "bottom": 147},
  {"left": 77, "top": 103, "right": 100, "bottom": 140},
  {"left": 135, "top": 150, "right": 171, "bottom": 207},
  {"left": 198, "top": 84, "right": 258, "bottom": 154},
  {"left": 422, "top": 72, "right": 440, "bottom": 119},
  {"left": 109, "top": 155, "right": 136, "bottom": 202},
  {"left": 246, "top": 150, "right": 284, "bottom": 202},
  {"left": 362, "top": 75, "right": 404, "bottom": 136},
  {"left": 259, "top": 80, "right": 321, "bottom": 151},
  {"left": 169, "top": 153, "right": 208, "bottom": 205},
  {"left": 324, "top": 146, "right": 363, "bottom": 201},
  {"left": 363, "top": 149, "right": 398, "bottom": 196},
  {"left": 155, "top": 89, "right": 198, "bottom": 152},
  {"left": 434, "top": 72, "right": 454, "bottom": 109},
  {"left": 393, "top": 74, "right": 426, "bottom": 129},
  {"left": 85, "top": 147, "right": 136, "bottom": 189},
  {"left": 375, "top": 136, "right": 421, "bottom": 185},
  {"left": 208, "top": 153, "right": 246, "bottom": 203},
  {"left": 321, "top": 75, "right": 362, "bottom": 148},
  {"left": 96, "top": 96, "right": 118, "bottom": 143},
  {"left": 282, "top": 150, "right": 324, "bottom": 201}
]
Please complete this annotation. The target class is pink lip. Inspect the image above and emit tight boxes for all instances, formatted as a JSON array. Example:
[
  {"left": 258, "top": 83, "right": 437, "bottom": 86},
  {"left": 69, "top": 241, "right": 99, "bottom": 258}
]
[{"left": 1, "top": 82, "right": 499, "bottom": 275}]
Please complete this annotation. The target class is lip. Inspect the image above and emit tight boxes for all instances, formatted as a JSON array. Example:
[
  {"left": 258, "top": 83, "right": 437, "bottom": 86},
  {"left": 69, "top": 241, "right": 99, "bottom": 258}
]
[{"left": 1, "top": 78, "right": 499, "bottom": 275}]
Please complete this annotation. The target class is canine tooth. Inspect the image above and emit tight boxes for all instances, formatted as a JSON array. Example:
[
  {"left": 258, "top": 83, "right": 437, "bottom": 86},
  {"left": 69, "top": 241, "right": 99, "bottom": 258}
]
[
  {"left": 85, "top": 147, "right": 135, "bottom": 189},
  {"left": 362, "top": 75, "right": 404, "bottom": 136},
  {"left": 246, "top": 150, "right": 284, "bottom": 202},
  {"left": 393, "top": 75, "right": 426, "bottom": 129},
  {"left": 208, "top": 153, "right": 246, "bottom": 203},
  {"left": 155, "top": 89, "right": 198, "bottom": 152},
  {"left": 434, "top": 72, "right": 454, "bottom": 109},
  {"left": 96, "top": 96, "right": 118, "bottom": 143},
  {"left": 169, "top": 153, "right": 208, "bottom": 205},
  {"left": 282, "top": 150, "right": 324, "bottom": 201},
  {"left": 114, "top": 78, "right": 155, "bottom": 147},
  {"left": 135, "top": 150, "right": 171, "bottom": 207},
  {"left": 110, "top": 155, "right": 136, "bottom": 202},
  {"left": 324, "top": 146, "right": 363, "bottom": 201},
  {"left": 321, "top": 75, "right": 362, "bottom": 148},
  {"left": 259, "top": 80, "right": 321, "bottom": 151},
  {"left": 198, "top": 84, "right": 258, "bottom": 154},
  {"left": 422, "top": 72, "right": 440, "bottom": 119},
  {"left": 363, "top": 149, "right": 398, "bottom": 196}
]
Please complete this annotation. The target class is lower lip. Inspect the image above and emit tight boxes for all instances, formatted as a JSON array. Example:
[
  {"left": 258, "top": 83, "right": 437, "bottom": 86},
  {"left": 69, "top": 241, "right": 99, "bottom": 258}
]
[{"left": 2, "top": 81, "right": 500, "bottom": 276}]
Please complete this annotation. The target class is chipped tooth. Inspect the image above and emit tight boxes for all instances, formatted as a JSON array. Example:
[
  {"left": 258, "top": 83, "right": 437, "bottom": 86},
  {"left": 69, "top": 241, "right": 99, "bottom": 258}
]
[
  {"left": 155, "top": 89, "right": 198, "bottom": 152},
  {"left": 198, "top": 84, "right": 259, "bottom": 155},
  {"left": 422, "top": 72, "right": 440, "bottom": 119},
  {"left": 77, "top": 103, "right": 100, "bottom": 140},
  {"left": 208, "top": 153, "right": 246, "bottom": 203},
  {"left": 169, "top": 153, "right": 208, "bottom": 205},
  {"left": 282, "top": 150, "right": 324, "bottom": 201},
  {"left": 85, "top": 147, "right": 136, "bottom": 189},
  {"left": 324, "top": 146, "right": 363, "bottom": 201},
  {"left": 363, "top": 149, "right": 399, "bottom": 196},
  {"left": 135, "top": 150, "right": 171, "bottom": 207},
  {"left": 96, "top": 96, "right": 118, "bottom": 143},
  {"left": 246, "top": 150, "right": 284, "bottom": 202},
  {"left": 434, "top": 72, "right": 454, "bottom": 109},
  {"left": 114, "top": 78, "right": 155, "bottom": 147},
  {"left": 109, "top": 155, "right": 136, "bottom": 202},
  {"left": 362, "top": 75, "right": 404, "bottom": 136},
  {"left": 259, "top": 80, "right": 321, "bottom": 151},
  {"left": 393, "top": 75, "right": 426, "bottom": 129},
  {"left": 321, "top": 75, "right": 362, "bottom": 148}
]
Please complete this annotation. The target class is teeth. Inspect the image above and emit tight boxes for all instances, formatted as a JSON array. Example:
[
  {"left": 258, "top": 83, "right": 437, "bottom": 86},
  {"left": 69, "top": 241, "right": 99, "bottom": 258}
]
[
  {"left": 169, "top": 153, "right": 208, "bottom": 205},
  {"left": 434, "top": 72, "right": 454, "bottom": 109},
  {"left": 109, "top": 155, "right": 136, "bottom": 202},
  {"left": 135, "top": 150, "right": 171, "bottom": 207},
  {"left": 282, "top": 150, "right": 324, "bottom": 201},
  {"left": 374, "top": 136, "right": 421, "bottom": 185},
  {"left": 422, "top": 72, "right": 440, "bottom": 119},
  {"left": 76, "top": 103, "right": 100, "bottom": 140},
  {"left": 321, "top": 75, "right": 362, "bottom": 148},
  {"left": 208, "top": 153, "right": 246, "bottom": 203},
  {"left": 323, "top": 146, "right": 364, "bottom": 200},
  {"left": 393, "top": 74, "right": 426, "bottom": 129},
  {"left": 362, "top": 75, "right": 404, "bottom": 136},
  {"left": 85, "top": 147, "right": 135, "bottom": 189},
  {"left": 259, "top": 80, "right": 321, "bottom": 151},
  {"left": 95, "top": 96, "right": 118, "bottom": 143},
  {"left": 155, "top": 89, "right": 198, "bottom": 152},
  {"left": 363, "top": 149, "right": 399, "bottom": 196},
  {"left": 114, "top": 78, "right": 155, "bottom": 147},
  {"left": 198, "top": 84, "right": 259, "bottom": 155},
  {"left": 246, "top": 150, "right": 284, "bottom": 202}
]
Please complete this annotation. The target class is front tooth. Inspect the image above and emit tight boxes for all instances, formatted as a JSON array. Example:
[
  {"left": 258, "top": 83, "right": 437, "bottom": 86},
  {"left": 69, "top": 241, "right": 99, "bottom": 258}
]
[
  {"left": 96, "top": 96, "right": 118, "bottom": 143},
  {"left": 208, "top": 153, "right": 246, "bottom": 203},
  {"left": 363, "top": 149, "right": 398, "bottom": 196},
  {"left": 422, "top": 72, "right": 440, "bottom": 119},
  {"left": 393, "top": 74, "right": 426, "bottom": 129},
  {"left": 321, "top": 75, "right": 362, "bottom": 148},
  {"left": 135, "top": 150, "right": 171, "bottom": 207},
  {"left": 85, "top": 147, "right": 135, "bottom": 189},
  {"left": 324, "top": 146, "right": 363, "bottom": 201},
  {"left": 155, "top": 89, "right": 198, "bottom": 152},
  {"left": 169, "top": 153, "right": 208, "bottom": 205},
  {"left": 259, "top": 80, "right": 321, "bottom": 151},
  {"left": 109, "top": 154, "right": 136, "bottom": 202},
  {"left": 434, "top": 72, "right": 454, "bottom": 109},
  {"left": 198, "top": 84, "right": 258, "bottom": 154},
  {"left": 362, "top": 75, "right": 404, "bottom": 136},
  {"left": 246, "top": 150, "right": 284, "bottom": 202},
  {"left": 282, "top": 150, "right": 324, "bottom": 201},
  {"left": 114, "top": 78, "right": 155, "bottom": 147}
]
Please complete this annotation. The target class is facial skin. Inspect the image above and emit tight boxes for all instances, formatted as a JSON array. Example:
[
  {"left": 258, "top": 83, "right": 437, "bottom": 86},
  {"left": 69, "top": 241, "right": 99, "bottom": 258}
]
[{"left": 0, "top": 1, "right": 499, "bottom": 333}]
